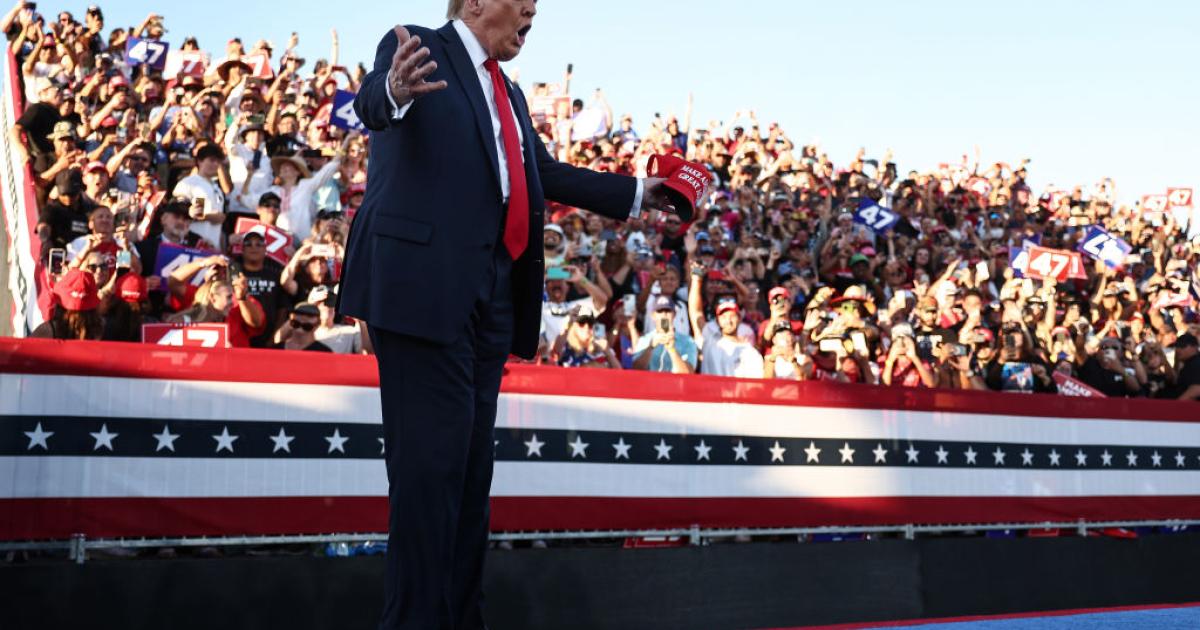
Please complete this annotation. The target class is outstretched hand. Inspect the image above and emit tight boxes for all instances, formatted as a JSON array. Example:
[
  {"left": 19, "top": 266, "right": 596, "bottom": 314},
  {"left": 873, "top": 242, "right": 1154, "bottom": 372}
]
[{"left": 388, "top": 26, "right": 448, "bottom": 108}]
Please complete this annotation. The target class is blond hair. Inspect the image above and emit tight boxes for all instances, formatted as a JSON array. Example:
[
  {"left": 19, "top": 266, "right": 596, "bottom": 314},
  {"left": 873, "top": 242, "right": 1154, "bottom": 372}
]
[{"left": 447, "top": 0, "right": 466, "bottom": 19}]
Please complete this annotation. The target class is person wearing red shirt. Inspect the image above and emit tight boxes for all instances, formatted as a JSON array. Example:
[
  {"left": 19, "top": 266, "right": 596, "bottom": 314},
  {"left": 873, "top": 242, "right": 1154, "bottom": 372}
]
[{"left": 165, "top": 274, "right": 265, "bottom": 347}]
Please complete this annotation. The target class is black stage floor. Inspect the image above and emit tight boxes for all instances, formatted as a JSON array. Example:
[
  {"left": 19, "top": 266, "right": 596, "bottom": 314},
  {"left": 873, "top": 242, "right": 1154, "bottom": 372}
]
[{"left": 3, "top": 532, "right": 1199, "bottom": 629}]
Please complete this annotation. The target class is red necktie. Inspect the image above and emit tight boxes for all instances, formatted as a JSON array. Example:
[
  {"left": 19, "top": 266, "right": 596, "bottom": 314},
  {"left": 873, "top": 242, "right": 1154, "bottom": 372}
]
[{"left": 483, "top": 58, "right": 529, "bottom": 260}]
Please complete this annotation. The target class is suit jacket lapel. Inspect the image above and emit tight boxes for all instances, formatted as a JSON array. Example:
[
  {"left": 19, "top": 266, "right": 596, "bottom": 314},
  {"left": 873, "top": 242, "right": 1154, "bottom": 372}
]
[
  {"left": 437, "top": 22, "right": 502, "bottom": 193},
  {"left": 505, "top": 80, "right": 537, "bottom": 171}
]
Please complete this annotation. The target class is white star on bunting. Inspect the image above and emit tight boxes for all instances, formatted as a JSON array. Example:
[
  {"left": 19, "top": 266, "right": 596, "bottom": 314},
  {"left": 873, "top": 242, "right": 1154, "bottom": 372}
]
[
  {"left": 905, "top": 444, "right": 919, "bottom": 463},
  {"left": 213, "top": 426, "right": 238, "bottom": 453},
  {"left": 1101, "top": 450, "right": 1113, "bottom": 466},
  {"left": 89, "top": 424, "right": 119, "bottom": 451},
  {"left": 803, "top": 441, "right": 820, "bottom": 463},
  {"left": 992, "top": 447, "right": 1006, "bottom": 466},
  {"left": 1048, "top": 449, "right": 1061, "bottom": 467},
  {"left": 1151, "top": 451, "right": 1162, "bottom": 468},
  {"left": 963, "top": 446, "right": 978, "bottom": 465},
  {"left": 524, "top": 434, "right": 544, "bottom": 457},
  {"left": 153, "top": 425, "right": 179, "bottom": 452},
  {"left": 1074, "top": 450, "right": 1088, "bottom": 467},
  {"left": 694, "top": 440, "right": 712, "bottom": 461},
  {"left": 270, "top": 427, "right": 295, "bottom": 453},
  {"left": 568, "top": 435, "right": 589, "bottom": 459},
  {"left": 24, "top": 422, "right": 53, "bottom": 451},
  {"left": 872, "top": 444, "right": 888, "bottom": 464},
  {"left": 839, "top": 442, "right": 856, "bottom": 464},
  {"left": 1176, "top": 451, "right": 1187, "bottom": 468},
  {"left": 1126, "top": 450, "right": 1138, "bottom": 467},
  {"left": 732, "top": 440, "right": 750, "bottom": 462},
  {"left": 770, "top": 440, "right": 787, "bottom": 463},
  {"left": 935, "top": 445, "right": 949, "bottom": 464},
  {"left": 612, "top": 437, "right": 631, "bottom": 460},
  {"left": 325, "top": 428, "right": 349, "bottom": 454},
  {"left": 378, "top": 437, "right": 386, "bottom": 454},
  {"left": 653, "top": 439, "right": 673, "bottom": 461}
]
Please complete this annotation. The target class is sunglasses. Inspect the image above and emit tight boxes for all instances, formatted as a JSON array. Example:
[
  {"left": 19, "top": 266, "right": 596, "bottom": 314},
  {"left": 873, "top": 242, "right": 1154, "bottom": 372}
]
[
  {"left": 290, "top": 319, "right": 316, "bottom": 332},
  {"left": 261, "top": 203, "right": 281, "bottom": 209},
  {"left": 575, "top": 317, "right": 595, "bottom": 327},
  {"left": 84, "top": 263, "right": 105, "bottom": 271}
]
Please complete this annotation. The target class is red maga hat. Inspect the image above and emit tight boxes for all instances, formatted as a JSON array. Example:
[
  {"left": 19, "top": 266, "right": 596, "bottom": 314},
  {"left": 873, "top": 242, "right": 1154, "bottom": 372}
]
[
  {"left": 53, "top": 269, "right": 100, "bottom": 311},
  {"left": 646, "top": 154, "right": 711, "bottom": 223}
]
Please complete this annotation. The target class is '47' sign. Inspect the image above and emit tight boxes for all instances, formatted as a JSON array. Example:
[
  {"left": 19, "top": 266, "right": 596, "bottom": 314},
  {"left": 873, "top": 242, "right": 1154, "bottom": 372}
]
[
  {"left": 331, "top": 89, "right": 365, "bottom": 132},
  {"left": 1078, "top": 226, "right": 1131, "bottom": 269},
  {"left": 1025, "top": 246, "right": 1086, "bottom": 282},
  {"left": 125, "top": 38, "right": 170, "bottom": 70},
  {"left": 142, "top": 323, "right": 230, "bottom": 348},
  {"left": 853, "top": 198, "right": 897, "bottom": 233}
]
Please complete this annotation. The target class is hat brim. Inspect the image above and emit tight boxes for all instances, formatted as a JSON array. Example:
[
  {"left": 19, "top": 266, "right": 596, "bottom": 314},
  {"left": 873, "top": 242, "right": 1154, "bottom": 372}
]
[{"left": 270, "top": 156, "right": 312, "bottom": 179}]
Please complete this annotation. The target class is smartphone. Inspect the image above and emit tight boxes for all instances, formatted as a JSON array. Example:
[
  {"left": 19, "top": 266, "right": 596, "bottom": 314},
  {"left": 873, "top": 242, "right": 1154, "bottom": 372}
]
[
  {"left": 116, "top": 250, "right": 132, "bottom": 269},
  {"left": 658, "top": 318, "right": 671, "bottom": 333},
  {"left": 48, "top": 248, "right": 66, "bottom": 275},
  {"left": 624, "top": 295, "right": 637, "bottom": 318},
  {"left": 566, "top": 63, "right": 573, "bottom": 74},
  {"left": 546, "top": 266, "right": 571, "bottom": 281},
  {"left": 1004, "top": 334, "right": 1018, "bottom": 350},
  {"left": 951, "top": 343, "right": 970, "bottom": 357},
  {"left": 975, "top": 260, "right": 991, "bottom": 283},
  {"left": 818, "top": 338, "right": 843, "bottom": 354},
  {"left": 310, "top": 243, "right": 335, "bottom": 258},
  {"left": 227, "top": 257, "right": 243, "bottom": 279},
  {"left": 850, "top": 331, "right": 868, "bottom": 356},
  {"left": 593, "top": 323, "right": 606, "bottom": 340}
]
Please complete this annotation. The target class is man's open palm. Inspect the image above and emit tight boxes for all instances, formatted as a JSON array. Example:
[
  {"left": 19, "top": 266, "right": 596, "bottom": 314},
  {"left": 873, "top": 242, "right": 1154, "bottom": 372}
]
[{"left": 388, "top": 25, "right": 448, "bottom": 107}]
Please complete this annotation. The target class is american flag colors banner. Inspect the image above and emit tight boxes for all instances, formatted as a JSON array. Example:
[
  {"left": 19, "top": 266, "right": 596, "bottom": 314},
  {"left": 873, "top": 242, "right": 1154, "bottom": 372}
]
[{"left": 2, "top": 338, "right": 1200, "bottom": 541}]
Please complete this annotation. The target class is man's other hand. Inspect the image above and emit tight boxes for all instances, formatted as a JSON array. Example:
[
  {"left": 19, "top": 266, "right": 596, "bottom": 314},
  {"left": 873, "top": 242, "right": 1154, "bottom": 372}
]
[{"left": 388, "top": 25, "right": 448, "bottom": 108}]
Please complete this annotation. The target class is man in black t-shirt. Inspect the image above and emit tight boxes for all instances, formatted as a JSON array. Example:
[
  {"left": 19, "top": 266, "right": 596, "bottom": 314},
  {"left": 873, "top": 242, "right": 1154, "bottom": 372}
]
[
  {"left": 9, "top": 79, "right": 63, "bottom": 168},
  {"left": 236, "top": 231, "right": 286, "bottom": 347},
  {"left": 37, "top": 169, "right": 96, "bottom": 253},
  {"left": 912, "top": 296, "right": 956, "bottom": 363},
  {"left": 1171, "top": 334, "right": 1200, "bottom": 400},
  {"left": 1079, "top": 337, "right": 1140, "bottom": 397}
]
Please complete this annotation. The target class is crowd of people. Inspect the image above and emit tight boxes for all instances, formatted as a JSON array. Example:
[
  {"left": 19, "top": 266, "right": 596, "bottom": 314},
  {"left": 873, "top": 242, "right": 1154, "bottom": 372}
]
[{"left": 6, "top": 3, "right": 1199, "bottom": 398}]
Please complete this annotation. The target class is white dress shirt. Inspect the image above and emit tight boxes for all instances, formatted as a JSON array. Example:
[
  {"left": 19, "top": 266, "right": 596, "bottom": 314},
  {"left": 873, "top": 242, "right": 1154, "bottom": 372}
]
[{"left": 386, "top": 20, "right": 642, "bottom": 217}]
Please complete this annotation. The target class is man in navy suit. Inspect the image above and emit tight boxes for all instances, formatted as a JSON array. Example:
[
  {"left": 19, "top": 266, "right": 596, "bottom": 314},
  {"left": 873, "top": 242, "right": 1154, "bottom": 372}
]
[{"left": 337, "top": 1, "right": 677, "bottom": 628}]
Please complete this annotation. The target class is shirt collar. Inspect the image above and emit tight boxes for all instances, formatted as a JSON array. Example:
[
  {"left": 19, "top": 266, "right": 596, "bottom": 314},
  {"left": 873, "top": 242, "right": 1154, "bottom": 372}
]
[{"left": 452, "top": 19, "right": 489, "bottom": 70}]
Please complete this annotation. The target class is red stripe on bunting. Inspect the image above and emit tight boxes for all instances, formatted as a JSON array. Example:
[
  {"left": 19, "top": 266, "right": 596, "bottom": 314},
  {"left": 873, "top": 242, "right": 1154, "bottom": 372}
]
[
  {"left": 1, "top": 338, "right": 1197, "bottom": 422},
  {"left": 5, "top": 495, "right": 1200, "bottom": 540}
]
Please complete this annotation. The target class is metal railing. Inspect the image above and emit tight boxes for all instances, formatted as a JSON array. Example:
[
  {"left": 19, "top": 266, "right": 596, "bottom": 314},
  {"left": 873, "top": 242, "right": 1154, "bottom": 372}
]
[{"left": 3, "top": 518, "right": 1196, "bottom": 564}]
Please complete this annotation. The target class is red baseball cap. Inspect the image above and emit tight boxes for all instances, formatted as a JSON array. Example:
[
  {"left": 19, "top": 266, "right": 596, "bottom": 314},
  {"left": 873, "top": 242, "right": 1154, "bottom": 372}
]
[
  {"left": 53, "top": 269, "right": 100, "bottom": 311},
  {"left": 116, "top": 273, "right": 148, "bottom": 303},
  {"left": 108, "top": 74, "right": 129, "bottom": 89},
  {"left": 716, "top": 301, "right": 740, "bottom": 316},
  {"left": 768, "top": 287, "right": 790, "bottom": 302}
]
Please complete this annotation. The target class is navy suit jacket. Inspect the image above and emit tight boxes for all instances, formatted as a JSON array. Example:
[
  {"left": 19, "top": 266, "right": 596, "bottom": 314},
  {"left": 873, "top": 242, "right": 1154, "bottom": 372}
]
[{"left": 337, "top": 22, "right": 637, "bottom": 359}]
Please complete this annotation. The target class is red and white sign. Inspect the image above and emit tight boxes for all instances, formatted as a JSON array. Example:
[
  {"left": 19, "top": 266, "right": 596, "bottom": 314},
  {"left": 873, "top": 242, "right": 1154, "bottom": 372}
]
[
  {"left": 1167, "top": 187, "right": 1194, "bottom": 208},
  {"left": 1024, "top": 246, "right": 1086, "bottom": 282},
  {"left": 233, "top": 217, "right": 293, "bottom": 265},
  {"left": 1053, "top": 372, "right": 1106, "bottom": 398},
  {"left": 1141, "top": 194, "right": 1169, "bottom": 216},
  {"left": 164, "top": 50, "right": 210, "bottom": 78},
  {"left": 241, "top": 53, "right": 274, "bottom": 79},
  {"left": 141, "top": 323, "right": 230, "bottom": 348}
]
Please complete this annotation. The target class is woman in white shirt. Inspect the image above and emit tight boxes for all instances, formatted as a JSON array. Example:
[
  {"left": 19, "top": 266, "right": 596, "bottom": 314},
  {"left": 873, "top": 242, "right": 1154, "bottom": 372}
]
[{"left": 241, "top": 133, "right": 354, "bottom": 241}]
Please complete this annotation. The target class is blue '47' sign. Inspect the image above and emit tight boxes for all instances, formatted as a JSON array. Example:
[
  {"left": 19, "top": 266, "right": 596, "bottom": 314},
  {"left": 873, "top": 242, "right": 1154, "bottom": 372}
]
[
  {"left": 854, "top": 198, "right": 898, "bottom": 233},
  {"left": 1078, "top": 226, "right": 1131, "bottom": 269},
  {"left": 331, "top": 89, "right": 365, "bottom": 132},
  {"left": 125, "top": 38, "right": 170, "bottom": 70}
]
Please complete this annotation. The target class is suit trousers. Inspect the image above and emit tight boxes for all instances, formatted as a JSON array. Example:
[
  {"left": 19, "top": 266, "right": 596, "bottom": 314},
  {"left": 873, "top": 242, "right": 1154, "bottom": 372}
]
[{"left": 370, "top": 246, "right": 513, "bottom": 630}]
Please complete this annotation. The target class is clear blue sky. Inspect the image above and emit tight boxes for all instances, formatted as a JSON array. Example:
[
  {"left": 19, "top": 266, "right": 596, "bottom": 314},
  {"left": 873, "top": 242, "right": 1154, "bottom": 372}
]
[{"left": 52, "top": 0, "right": 1200, "bottom": 200}]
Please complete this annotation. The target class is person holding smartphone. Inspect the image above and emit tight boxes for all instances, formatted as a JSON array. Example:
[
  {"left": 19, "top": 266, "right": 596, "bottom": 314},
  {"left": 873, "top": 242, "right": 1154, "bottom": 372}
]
[{"left": 631, "top": 296, "right": 696, "bottom": 374}]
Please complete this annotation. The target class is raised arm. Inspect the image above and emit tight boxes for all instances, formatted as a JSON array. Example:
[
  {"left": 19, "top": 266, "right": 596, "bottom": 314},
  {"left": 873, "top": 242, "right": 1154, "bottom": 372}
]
[{"left": 353, "top": 26, "right": 446, "bottom": 132}]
